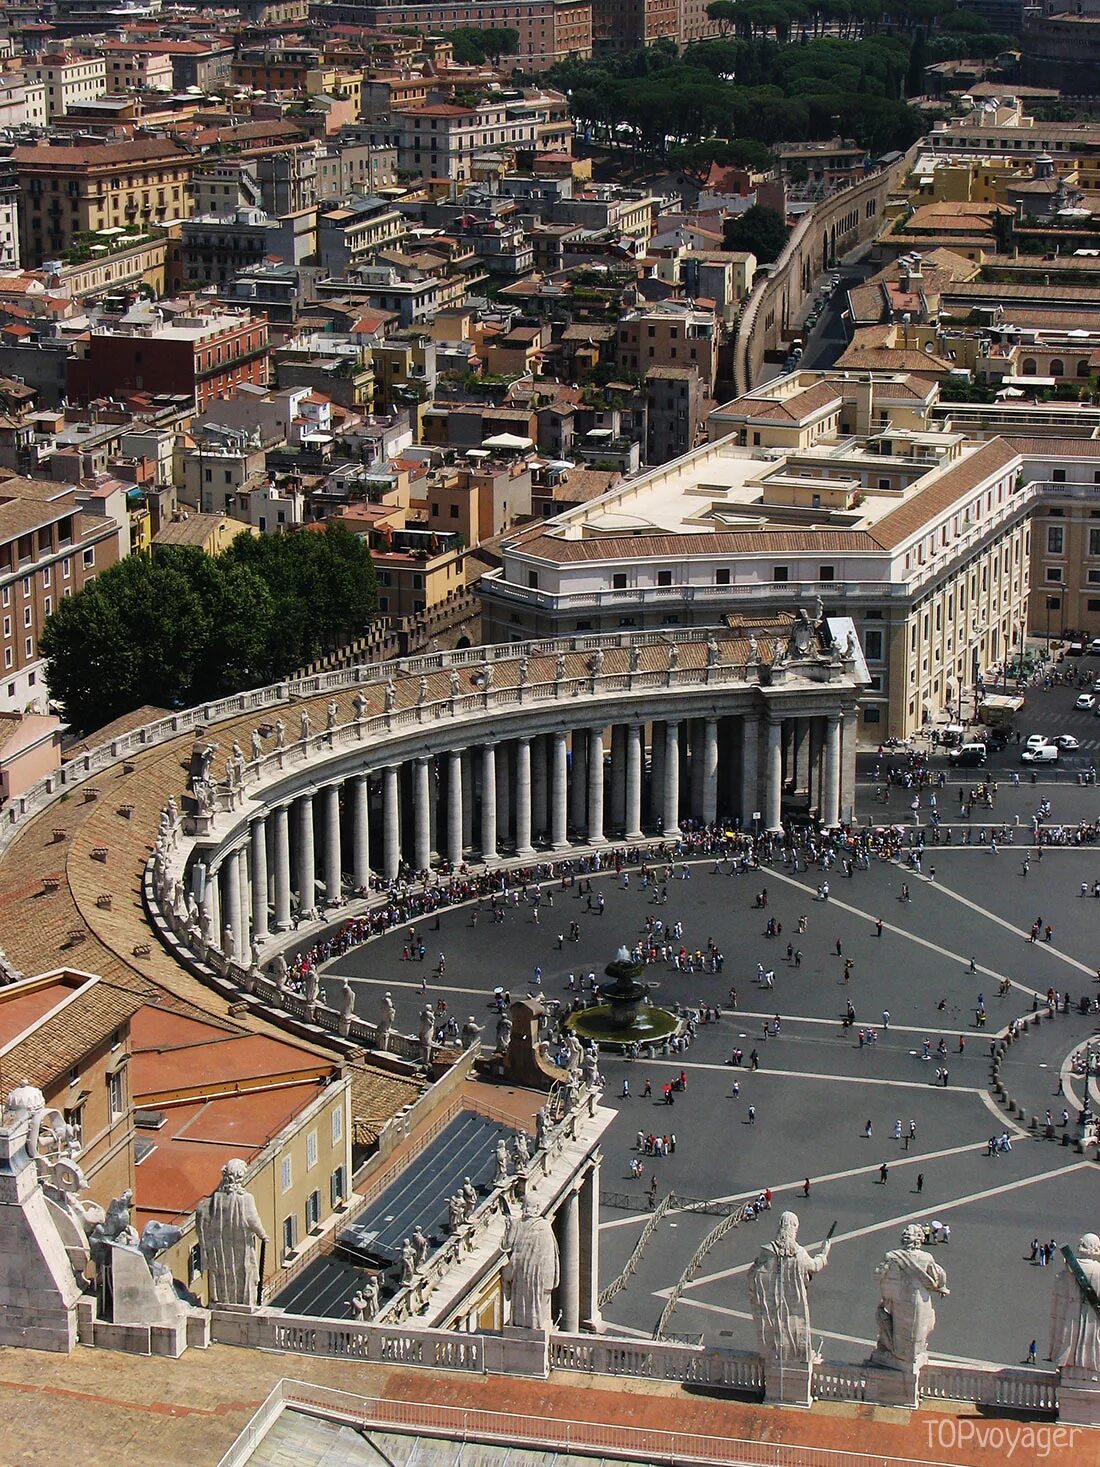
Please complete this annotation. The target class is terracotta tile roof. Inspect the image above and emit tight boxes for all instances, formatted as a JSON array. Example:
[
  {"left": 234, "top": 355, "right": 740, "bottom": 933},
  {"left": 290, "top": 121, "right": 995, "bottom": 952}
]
[
  {"left": 1001, "top": 436, "right": 1100, "bottom": 455},
  {"left": 13, "top": 138, "right": 190, "bottom": 168},
  {"left": 65, "top": 704, "right": 171, "bottom": 759},
  {"left": 869, "top": 439, "right": 1020, "bottom": 550},
  {"left": 351, "top": 1066, "right": 422, "bottom": 1146},
  {"left": 735, "top": 381, "right": 843, "bottom": 422},
  {"left": 513, "top": 528, "right": 879, "bottom": 562},
  {"left": 2, "top": 978, "right": 144, "bottom": 1089}
]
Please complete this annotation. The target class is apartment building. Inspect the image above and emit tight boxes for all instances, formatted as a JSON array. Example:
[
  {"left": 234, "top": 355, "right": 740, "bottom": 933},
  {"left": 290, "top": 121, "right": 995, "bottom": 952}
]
[
  {"left": 339, "top": 0, "right": 593, "bottom": 71},
  {"left": 316, "top": 138, "right": 399, "bottom": 200},
  {"left": 591, "top": 0, "right": 678, "bottom": 52},
  {"left": 99, "top": 42, "right": 175, "bottom": 95},
  {"left": 14, "top": 138, "right": 193, "bottom": 264},
  {"left": 0, "top": 73, "right": 47, "bottom": 129},
  {"left": 0, "top": 969, "right": 141, "bottom": 1205},
  {"left": 317, "top": 196, "right": 407, "bottom": 273},
  {"left": 27, "top": 49, "right": 106, "bottom": 122},
  {"left": 0, "top": 471, "right": 127, "bottom": 713},
  {"left": 616, "top": 303, "right": 717, "bottom": 392},
  {"left": 68, "top": 306, "right": 269, "bottom": 414},
  {"left": 481, "top": 374, "right": 1032, "bottom": 739},
  {"left": 390, "top": 97, "right": 568, "bottom": 183}
]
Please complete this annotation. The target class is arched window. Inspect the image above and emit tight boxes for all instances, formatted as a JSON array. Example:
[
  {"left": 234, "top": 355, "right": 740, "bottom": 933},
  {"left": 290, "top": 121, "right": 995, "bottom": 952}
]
[
  {"left": 1077, "top": 359, "right": 1091, "bottom": 377},
  {"left": 1022, "top": 358, "right": 1037, "bottom": 375},
  {"left": 1049, "top": 359, "right": 1065, "bottom": 377}
]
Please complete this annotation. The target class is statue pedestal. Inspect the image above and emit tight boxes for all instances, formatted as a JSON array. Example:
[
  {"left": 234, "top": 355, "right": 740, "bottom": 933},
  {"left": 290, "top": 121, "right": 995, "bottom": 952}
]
[
  {"left": 866, "top": 1358, "right": 920, "bottom": 1409},
  {"left": 486, "top": 1325, "right": 549, "bottom": 1377},
  {"left": 763, "top": 1359, "right": 813, "bottom": 1408},
  {"left": 1058, "top": 1365, "right": 1100, "bottom": 1427}
]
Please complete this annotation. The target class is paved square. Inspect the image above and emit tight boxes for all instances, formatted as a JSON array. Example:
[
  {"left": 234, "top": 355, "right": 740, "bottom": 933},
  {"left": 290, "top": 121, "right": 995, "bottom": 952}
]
[{"left": 322, "top": 686, "right": 1099, "bottom": 1370}]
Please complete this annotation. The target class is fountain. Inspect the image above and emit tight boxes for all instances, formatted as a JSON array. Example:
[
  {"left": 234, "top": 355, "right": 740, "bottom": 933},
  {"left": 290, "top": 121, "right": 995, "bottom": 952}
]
[{"left": 565, "top": 945, "right": 681, "bottom": 1050}]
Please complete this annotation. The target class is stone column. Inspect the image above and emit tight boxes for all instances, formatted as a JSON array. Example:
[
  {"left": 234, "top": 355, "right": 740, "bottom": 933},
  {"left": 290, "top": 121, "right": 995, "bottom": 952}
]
[
  {"left": 793, "top": 718, "right": 811, "bottom": 796},
  {"left": 662, "top": 720, "right": 680, "bottom": 836},
  {"left": 323, "top": 783, "right": 342, "bottom": 904},
  {"left": 689, "top": 718, "right": 705, "bottom": 820},
  {"left": 625, "top": 722, "right": 644, "bottom": 840},
  {"left": 461, "top": 749, "right": 474, "bottom": 848},
  {"left": 481, "top": 743, "right": 497, "bottom": 863},
  {"left": 382, "top": 765, "right": 400, "bottom": 881},
  {"left": 350, "top": 775, "right": 370, "bottom": 892},
  {"left": 273, "top": 803, "right": 292, "bottom": 931},
  {"left": 569, "top": 729, "right": 587, "bottom": 837},
  {"left": 556, "top": 1187, "right": 581, "bottom": 1334},
  {"left": 649, "top": 721, "right": 665, "bottom": 825},
  {"left": 496, "top": 743, "right": 511, "bottom": 848},
  {"left": 250, "top": 816, "right": 269, "bottom": 940},
  {"left": 297, "top": 793, "right": 315, "bottom": 916},
  {"left": 765, "top": 716, "right": 784, "bottom": 833},
  {"left": 223, "top": 849, "right": 241, "bottom": 959},
  {"left": 740, "top": 715, "right": 760, "bottom": 829},
  {"left": 531, "top": 733, "right": 547, "bottom": 838},
  {"left": 822, "top": 713, "right": 842, "bottom": 828},
  {"left": 587, "top": 726, "right": 606, "bottom": 844},
  {"left": 236, "top": 845, "right": 250, "bottom": 956},
  {"left": 841, "top": 709, "right": 858, "bottom": 825},
  {"left": 447, "top": 750, "right": 463, "bottom": 867},
  {"left": 702, "top": 717, "right": 719, "bottom": 827},
  {"left": 551, "top": 730, "right": 568, "bottom": 849},
  {"left": 206, "top": 864, "right": 220, "bottom": 943},
  {"left": 578, "top": 1158, "right": 602, "bottom": 1332},
  {"left": 609, "top": 724, "right": 626, "bottom": 833},
  {"left": 413, "top": 756, "right": 431, "bottom": 871},
  {"left": 514, "top": 736, "right": 534, "bottom": 857}
]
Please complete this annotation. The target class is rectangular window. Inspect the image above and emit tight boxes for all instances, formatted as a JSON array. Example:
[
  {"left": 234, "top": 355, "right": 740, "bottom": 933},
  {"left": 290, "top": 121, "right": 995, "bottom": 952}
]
[
  {"left": 863, "top": 706, "right": 881, "bottom": 724},
  {"left": 1047, "top": 526, "right": 1064, "bottom": 555},
  {"left": 306, "top": 1129, "right": 318, "bottom": 1170},
  {"left": 82, "top": 548, "right": 94, "bottom": 569},
  {"left": 188, "top": 1243, "right": 202, "bottom": 1280},
  {"left": 306, "top": 1190, "right": 321, "bottom": 1231},
  {"left": 281, "top": 1156, "right": 292, "bottom": 1193},
  {"left": 656, "top": 570, "right": 672, "bottom": 587},
  {"left": 330, "top": 1166, "right": 345, "bottom": 1210},
  {"left": 818, "top": 565, "right": 835, "bottom": 583},
  {"left": 1046, "top": 568, "right": 1063, "bottom": 583},
  {"left": 612, "top": 572, "right": 627, "bottom": 590},
  {"left": 772, "top": 566, "right": 788, "bottom": 583},
  {"left": 282, "top": 1214, "right": 296, "bottom": 1254},
  {"left": 527, "top": 570, "right": 539, "bottom": 589},
  {"left": 863, "top": 629, "right": 884, "bottom": 661},
  {"left": 108, "top": 1068, "right": 125, "bottom": 1118},
  {"left": 1052, "top": 469, "right": 1066, "bottom": 483},
  {"left": 331, "top": 1106, "right": 342, "bottom": 1146},
  {"left": 715, "top": 568, "right": 730, "bottom": 585},
  {"left": 1089, "top": 528, "right": 1100, "bottom": 557}
]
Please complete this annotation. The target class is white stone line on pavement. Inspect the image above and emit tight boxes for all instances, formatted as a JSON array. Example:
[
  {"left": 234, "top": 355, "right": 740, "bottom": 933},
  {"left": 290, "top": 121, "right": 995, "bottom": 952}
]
[
  {"left": 1059, "top": 1048, "right": 1085, "bottom": 1115},
  {"left": 599, "top": 1135, "right": 1028, "bottom": 1234},
  {"left": 764, "top": 865, "right": 1044, "bottom": 1001},
  {"left": 647, "top": 1057, "right": 988, "bottom": 1094},
  {"left": 681, "top": 1160, "right": 1091, "bottom": 1292},
  {"left": 977, "top": 1085, "right": 1030, "bottom": 1139},
  {"left": 657, "top": 1298, "right": 1012, "bottom": 1369},
  {"left": 729, "top": 1010, "right": 976, "bottom": 1039},
  {"left": 909, "top": 874, "right": 1097, "bottom": 979}
]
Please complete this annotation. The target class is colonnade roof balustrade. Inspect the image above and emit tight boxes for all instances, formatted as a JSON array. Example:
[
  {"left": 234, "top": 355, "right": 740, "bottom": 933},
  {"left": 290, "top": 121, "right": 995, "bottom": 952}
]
[{"left": 0, "top": 621, "right": 865, "bottom": 1067}]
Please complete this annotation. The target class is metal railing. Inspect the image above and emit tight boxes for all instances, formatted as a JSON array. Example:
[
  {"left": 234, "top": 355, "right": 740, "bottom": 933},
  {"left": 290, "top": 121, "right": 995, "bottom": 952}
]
[
  {"left": 653, "top": 1201, "right": 753, "bottom": 1340},
  {"left": 598, "top": 1191, "right": 673, "bottom": 1308},
  {"left": 226, "top": 1378, "right": 996, "bottom": 1467}
]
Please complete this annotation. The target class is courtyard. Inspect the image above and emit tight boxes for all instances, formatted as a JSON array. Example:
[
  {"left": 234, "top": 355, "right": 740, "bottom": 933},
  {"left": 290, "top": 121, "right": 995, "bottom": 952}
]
[{"left": 319, "top": 688, "right": 1100, "bottom": 1373}]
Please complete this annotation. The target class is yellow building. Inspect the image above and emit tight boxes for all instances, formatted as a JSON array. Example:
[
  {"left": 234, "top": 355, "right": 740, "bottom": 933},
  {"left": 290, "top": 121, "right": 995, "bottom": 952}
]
[
  {"left": 14, "top": 138, "right": 193, "bottom": 264},
  {"left": 152, "top": 512, "right": 257, "bottom": 557}
]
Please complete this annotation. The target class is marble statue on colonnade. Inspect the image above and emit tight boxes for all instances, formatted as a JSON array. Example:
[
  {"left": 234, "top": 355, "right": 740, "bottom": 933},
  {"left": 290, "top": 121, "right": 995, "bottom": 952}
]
[
  {"left": 748, "top": 1210, "right": 830, "bottom": 1365},
  {"left": 503, "top": 1199, "right": 559, "bottom": 1332},
  {"left": 196, "top": 1159, "right": 268, "bottom": 1307},
  {"left": 1050, "top": 1233, "right": 1100, "bottom": 1371},
  {"left": 871, "top": 1224, "right": 949, "bottom": 1372}
]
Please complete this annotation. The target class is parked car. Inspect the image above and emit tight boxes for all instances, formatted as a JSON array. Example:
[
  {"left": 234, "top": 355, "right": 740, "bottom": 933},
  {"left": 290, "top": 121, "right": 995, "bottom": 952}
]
[
  {"left": 1025, "top": 734, "right": 1052, "bottom": 749},
  {"left": 949, "top": 742, "right": 987, "bottom": 766},
  {"left": 1022, "top": 745, "right": 1059, "bottom": 763},
  {"left": 1075, "top": 694, "right": 1095, "bottom": 710},
  {"left": 1056, "top": 734, "right": 1081, "bottom": 750},
  {"left": 1090, "top": 638, "right": 1100, "bottom": 655}
]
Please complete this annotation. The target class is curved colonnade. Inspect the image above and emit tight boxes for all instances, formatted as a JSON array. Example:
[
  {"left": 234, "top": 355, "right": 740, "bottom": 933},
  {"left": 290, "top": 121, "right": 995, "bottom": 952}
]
[{"left": 147, "top": 624, "right": 862, "bottom": 1030}]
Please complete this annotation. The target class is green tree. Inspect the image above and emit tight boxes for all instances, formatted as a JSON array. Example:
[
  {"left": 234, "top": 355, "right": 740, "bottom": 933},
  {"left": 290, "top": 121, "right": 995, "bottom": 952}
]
[
  {"left": 41, "top": 526, "right": 378, "bottom": 733},
  {"left": 723, "top": 204, "right": 790, "bottom": 261}
]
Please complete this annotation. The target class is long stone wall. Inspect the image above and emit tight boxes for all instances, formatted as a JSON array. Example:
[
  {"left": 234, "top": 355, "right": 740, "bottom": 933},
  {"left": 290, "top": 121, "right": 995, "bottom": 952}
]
[{"left": 733, "top": 149, "right": 918, "bottom": 395}]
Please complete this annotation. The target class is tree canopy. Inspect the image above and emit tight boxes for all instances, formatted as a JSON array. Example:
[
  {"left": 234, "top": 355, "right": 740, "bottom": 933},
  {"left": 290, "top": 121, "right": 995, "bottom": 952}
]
[
  {"left": 549, "top": 27, "right": 935, "bottom": 159},
  {"left": 444, "top": 27, "right": 519, "bottom": 64},
  {"left": 40, "top": 524, "right": 377, "bottom": 734},
  {"left": 723, "top": 205, "right": 790, "bottom": 261}
]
